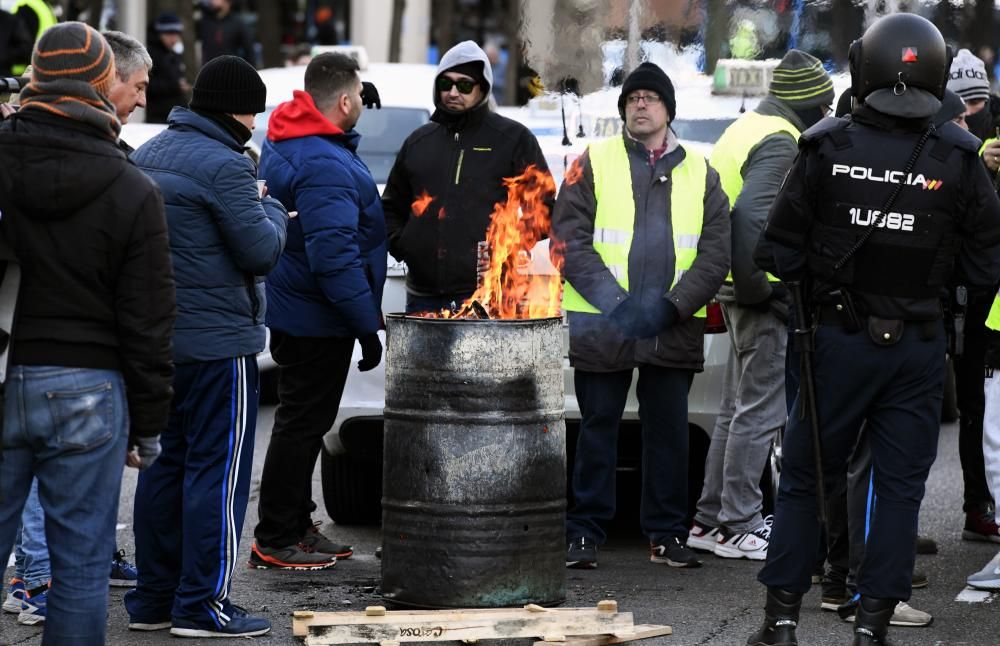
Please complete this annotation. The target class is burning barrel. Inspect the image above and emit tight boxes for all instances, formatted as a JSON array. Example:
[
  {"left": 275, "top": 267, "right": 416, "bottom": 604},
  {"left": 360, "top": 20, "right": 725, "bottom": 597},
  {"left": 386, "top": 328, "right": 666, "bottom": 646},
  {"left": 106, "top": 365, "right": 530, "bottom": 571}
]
[{"left": 380, "top": 314, "right": 566, "bottom": 608}]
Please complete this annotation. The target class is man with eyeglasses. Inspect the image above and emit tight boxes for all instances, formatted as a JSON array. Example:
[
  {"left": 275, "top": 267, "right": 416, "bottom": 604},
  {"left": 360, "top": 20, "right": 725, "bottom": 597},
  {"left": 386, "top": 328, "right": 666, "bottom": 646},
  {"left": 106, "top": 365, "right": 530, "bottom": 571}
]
[
  {"left": 382, "top": 40, "right": 551, "bottom": 313},
  {"left": 688, "top": 50, "right": 833, "bottom": 565},
  {"left": 554, "top": 62, "right": 730, "bottom": 570}
]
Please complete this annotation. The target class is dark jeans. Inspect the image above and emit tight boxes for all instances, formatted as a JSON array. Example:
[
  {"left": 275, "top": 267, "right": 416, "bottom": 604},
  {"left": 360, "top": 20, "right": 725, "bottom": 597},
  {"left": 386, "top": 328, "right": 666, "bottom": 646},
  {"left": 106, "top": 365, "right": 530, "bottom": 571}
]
[
  {"left": 405, "top": 292, "right": 474, "bottom": 315},
  {"left": 955, "top": 292, "right": 994, "bottom": 512},
  {"left": 254, "top": 332, "right": 354, "bottom": 548},
  {"left": 760, "top": 323, "right": 944, "bottom": 601},
  {"left": 566, "top": 366, "right": 694, "bottom": 545}
]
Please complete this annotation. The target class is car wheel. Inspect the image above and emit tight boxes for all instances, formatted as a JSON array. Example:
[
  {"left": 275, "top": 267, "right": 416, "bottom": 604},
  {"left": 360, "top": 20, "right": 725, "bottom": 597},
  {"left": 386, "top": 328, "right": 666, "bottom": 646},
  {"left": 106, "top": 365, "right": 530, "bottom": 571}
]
[{"left": 320, "top": 449, "right": 382, "bottom": 526}]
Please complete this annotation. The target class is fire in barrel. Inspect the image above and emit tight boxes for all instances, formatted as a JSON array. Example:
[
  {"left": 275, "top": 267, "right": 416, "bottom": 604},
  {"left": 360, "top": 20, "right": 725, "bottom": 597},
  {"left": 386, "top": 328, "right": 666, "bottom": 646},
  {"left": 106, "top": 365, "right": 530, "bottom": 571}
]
[{"left": 380, "top": 165, "right": 566, "bottom": 608}]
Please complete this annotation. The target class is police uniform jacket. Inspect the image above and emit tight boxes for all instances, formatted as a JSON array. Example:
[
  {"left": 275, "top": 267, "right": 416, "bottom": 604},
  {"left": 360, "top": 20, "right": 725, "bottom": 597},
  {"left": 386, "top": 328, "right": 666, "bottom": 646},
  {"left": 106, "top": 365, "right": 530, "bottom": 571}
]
[
  {"left": 553, "top": 132, "right": 731, "bottom": 372},
  {"left": 760, "top": 105, "right": 1000, "bottom": 320}
]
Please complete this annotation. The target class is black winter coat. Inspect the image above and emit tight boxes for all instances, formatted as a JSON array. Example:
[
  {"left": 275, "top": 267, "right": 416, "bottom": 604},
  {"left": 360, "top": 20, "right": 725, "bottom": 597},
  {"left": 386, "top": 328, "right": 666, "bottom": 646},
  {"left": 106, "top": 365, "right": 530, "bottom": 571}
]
[
  {"left": 147, "top": 37, "right": 188, "bottom": 123},
  {"left": 0, "top": 111, "right": 176, "bottom": 439},
  {"left": 381, "top": 102, "right": 551, "bottom": 297}
]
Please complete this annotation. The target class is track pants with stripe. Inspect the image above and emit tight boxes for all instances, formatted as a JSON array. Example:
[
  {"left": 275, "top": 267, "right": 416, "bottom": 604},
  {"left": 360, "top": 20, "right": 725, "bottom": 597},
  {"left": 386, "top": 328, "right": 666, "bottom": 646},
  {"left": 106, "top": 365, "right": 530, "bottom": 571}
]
[{"left": 129, "top": 356, "right": 259, "bottom": 627}]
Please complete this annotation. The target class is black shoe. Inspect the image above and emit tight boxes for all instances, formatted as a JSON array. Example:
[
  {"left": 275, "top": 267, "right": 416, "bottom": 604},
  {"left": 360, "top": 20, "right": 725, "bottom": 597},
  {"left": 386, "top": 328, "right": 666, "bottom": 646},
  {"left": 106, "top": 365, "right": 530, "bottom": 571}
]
[
  {"left": 650, "top": 536, "right": 701, "bottom": 568},
  {"left": 915, "top": 535, "right": 937, "bottom": 555},
  {"left": 747, "top": 587, "right": 801, "bottom": 646},
  {"left": 853, "top": 597, "right": 896, "bottom": 645},
  {"left": 566, "top": 537, "right": 597, "bottom": 569},
  {"left": 911, "top": 570, "right": 928, "bottom": 589}
]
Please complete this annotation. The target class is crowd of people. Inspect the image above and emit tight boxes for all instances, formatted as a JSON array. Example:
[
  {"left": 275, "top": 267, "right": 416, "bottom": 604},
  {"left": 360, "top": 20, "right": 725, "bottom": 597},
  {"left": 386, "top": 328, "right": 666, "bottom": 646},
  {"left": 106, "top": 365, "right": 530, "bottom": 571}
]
[{"left": 3, "top": 7, "right": 1000, "bottom": 646}]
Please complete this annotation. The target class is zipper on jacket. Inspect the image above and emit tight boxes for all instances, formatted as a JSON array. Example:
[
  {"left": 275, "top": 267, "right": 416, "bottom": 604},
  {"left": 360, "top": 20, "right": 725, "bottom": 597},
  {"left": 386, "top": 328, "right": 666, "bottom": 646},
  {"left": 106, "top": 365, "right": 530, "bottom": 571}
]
[{"left": 454, "top": 148, "right": 465, "bottom": 185}]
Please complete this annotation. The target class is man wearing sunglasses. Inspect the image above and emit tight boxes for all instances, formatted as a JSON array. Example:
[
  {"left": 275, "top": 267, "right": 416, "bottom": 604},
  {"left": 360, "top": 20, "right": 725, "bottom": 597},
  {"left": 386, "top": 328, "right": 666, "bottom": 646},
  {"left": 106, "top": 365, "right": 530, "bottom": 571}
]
[{"left": 382, "top": 40, "right": 551, "bottom": 314}]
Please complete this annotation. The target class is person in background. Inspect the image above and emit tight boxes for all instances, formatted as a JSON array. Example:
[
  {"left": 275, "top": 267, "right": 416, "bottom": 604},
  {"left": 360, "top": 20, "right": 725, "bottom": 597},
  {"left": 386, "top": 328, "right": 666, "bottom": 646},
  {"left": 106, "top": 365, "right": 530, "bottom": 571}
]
[
  {"left": 146, "top": 12, "right": 190, "bottom": 124},
  {"left": 0, "top": 6, "right": 32, "bottom": 76},
  {"left": 0, "top": 22, "right": 175, "bottom": 644},
  {"left": 126, "top": 55, "right": 287, "bottom": 638},
  {"left": 198, "top": 0, "right": 255, "bottom": 67}
]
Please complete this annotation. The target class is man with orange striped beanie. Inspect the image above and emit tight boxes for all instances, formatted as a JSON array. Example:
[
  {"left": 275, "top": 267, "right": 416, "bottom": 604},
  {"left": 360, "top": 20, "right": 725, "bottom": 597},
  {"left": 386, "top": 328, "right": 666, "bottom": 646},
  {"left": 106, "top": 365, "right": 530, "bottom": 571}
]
[{"left": 0, "top": 21, "right": 176, "bottom": 645}]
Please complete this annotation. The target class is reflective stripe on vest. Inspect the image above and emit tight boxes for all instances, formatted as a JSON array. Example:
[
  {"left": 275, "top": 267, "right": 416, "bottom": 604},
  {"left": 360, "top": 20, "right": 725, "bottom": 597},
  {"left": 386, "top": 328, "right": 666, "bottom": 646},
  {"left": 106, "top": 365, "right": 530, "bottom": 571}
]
[
  {"left": 563, "top": 135, "right": 707, "bottom": 316},
  {"left": 987, "top": 294, "right": 1000, "bottom": 332},
  {"left": 12, "top": 0, "right": 57, "bottom": 75},
  {"left": 710, "top": 111, "right": 798, "bottom": 284}
]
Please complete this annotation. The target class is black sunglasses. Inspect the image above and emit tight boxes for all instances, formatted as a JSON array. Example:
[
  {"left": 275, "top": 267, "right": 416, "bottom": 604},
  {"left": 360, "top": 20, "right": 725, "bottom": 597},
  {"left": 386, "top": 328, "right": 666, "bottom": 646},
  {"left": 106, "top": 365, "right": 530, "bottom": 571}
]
[{"left": 436, "top": 77, "right": 478, "bottom": 94}]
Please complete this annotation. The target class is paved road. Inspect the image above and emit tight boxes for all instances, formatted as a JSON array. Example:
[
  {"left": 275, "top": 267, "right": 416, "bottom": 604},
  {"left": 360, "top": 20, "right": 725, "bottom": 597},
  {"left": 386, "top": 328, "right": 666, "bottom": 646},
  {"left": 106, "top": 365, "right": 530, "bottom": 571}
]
[{"left": 2, "top": 409, "right": 998, "bottom": 645}]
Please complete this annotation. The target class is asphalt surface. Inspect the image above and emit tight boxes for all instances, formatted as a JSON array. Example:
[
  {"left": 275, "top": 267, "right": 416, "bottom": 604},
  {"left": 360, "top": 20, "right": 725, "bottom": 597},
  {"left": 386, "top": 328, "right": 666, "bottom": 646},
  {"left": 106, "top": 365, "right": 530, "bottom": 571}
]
[{"left": 2, "top": 408, "right": 999, "bottom": 645}]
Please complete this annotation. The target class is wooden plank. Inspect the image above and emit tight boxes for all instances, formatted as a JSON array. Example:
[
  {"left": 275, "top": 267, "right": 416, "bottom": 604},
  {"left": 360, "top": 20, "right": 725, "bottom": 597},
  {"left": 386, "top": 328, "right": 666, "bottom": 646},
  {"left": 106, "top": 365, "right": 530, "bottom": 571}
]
[
  {"left": 297, "top": 608, "right": 635, "bottom": 645},
  {"left": 535, "top": 624, "right": 673, "bottom": 646}
]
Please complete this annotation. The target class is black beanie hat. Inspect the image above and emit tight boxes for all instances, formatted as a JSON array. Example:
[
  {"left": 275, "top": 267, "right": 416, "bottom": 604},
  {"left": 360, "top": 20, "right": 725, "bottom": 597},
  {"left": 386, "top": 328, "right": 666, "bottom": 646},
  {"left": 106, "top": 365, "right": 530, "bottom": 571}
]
[
  {"left": 190, "top": 55, "right": 266, "bottom": 114},
  {"left": 442, "top": 60, "right": 486, "bottom": 88},
  {"left": 618, "top": 62, "right": 676, "bottom": 121}
]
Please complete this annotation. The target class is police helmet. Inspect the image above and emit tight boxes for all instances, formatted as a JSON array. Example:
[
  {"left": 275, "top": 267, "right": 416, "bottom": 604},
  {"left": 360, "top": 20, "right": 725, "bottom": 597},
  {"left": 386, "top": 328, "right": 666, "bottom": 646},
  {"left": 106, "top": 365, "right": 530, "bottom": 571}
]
[{"left": 848, "top": 13, "right": 951, "bottom": 119}]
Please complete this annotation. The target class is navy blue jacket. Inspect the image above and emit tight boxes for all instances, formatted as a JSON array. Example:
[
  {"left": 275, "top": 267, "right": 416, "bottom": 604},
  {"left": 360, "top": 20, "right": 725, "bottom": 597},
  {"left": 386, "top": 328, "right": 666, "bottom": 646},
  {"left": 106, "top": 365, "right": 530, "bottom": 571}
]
[
  {"left": 133, "top": 107, "right": 288, "bottom": 363},
  {"left": 258, "top": 90, "right": 387, "bottom": 338}
]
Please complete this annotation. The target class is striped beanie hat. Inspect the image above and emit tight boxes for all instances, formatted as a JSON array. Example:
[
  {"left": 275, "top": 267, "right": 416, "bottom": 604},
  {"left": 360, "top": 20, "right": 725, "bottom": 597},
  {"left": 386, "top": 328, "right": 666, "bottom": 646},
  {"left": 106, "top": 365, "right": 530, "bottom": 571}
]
[
  {"left": 768, "top": 49, "right": 835, "bottom": 110},
  {"left": 29, "top": 22, "right": 115, "bottom": 97}
]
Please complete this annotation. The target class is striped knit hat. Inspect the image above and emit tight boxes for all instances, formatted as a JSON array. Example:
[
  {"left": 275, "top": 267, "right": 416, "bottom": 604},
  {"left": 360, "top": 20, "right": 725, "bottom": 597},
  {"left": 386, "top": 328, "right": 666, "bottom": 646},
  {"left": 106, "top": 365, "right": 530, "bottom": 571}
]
[
  {"left": 768, "top": 49, "right": 835, "bottom": 110},
  {"left": 19, "top": 22, "right": 120, "bottom": 139}
]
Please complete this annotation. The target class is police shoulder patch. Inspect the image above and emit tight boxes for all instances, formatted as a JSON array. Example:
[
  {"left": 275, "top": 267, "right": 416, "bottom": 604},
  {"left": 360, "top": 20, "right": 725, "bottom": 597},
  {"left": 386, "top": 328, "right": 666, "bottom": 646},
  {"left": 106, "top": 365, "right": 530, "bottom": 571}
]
[{"left": 799, "top": 116, "right": 849, "bottom": 145}]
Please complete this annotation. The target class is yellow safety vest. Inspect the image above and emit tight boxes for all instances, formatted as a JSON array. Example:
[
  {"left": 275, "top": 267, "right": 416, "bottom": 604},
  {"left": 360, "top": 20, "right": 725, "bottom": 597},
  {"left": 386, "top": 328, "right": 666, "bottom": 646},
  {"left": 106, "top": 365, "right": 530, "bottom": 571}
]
[
  {"left": 986, "top": 294, "right": 1000, "bottom": 332},
  {"left": 710, "top": 112, "right": 798, "bottom": 284},
  {"left": 563, "top": 135, "right": 708, "bottom": 317},
  {"left": 12, "top": 0, "right": 57, "bottom": 75},
  {"left": 981, "top": 137, "right": 997, "bottom": 157}
]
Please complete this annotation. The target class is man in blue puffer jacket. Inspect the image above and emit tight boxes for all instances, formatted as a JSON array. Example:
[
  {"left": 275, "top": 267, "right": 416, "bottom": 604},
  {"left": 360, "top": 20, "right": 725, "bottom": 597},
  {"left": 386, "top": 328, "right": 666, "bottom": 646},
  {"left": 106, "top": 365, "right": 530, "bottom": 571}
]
[
  {"left": 126, "top": 55, "right": 288, "bottom": 638},
  {"left": 251, "top": 52, "right": 386, "bottom": 570}
]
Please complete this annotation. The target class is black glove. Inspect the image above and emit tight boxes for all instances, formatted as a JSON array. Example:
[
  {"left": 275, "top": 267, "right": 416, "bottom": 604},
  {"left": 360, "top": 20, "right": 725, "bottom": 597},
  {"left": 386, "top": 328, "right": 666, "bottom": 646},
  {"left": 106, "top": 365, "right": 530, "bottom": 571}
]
[
  {"left": 358, "top": 333, "right": 383, "bottom": 371},
  {"left": 129, "top": 434, "right": 161, "bottom": 470},
  {"left": 360, "top": 81, "right": 381, "bottom": 109}
]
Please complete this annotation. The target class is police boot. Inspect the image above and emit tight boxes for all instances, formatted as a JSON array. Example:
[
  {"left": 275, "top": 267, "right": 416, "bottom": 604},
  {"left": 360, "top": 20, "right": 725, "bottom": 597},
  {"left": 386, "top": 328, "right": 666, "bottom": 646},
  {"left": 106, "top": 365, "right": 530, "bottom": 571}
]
[
  {"left": 746, "top": 587, "right": 801, "bottom": 646},
  {"left": 852, "top": 597, "right": 896, "bottom": 646}
]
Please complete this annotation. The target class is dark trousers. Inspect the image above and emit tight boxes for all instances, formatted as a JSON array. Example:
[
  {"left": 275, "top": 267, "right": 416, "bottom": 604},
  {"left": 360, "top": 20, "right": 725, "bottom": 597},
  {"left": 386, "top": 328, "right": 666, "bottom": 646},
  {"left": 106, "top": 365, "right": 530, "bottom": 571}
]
[
  {"left": 759, "top": 323, "right": 944, "bottom": 601},
  {"left": 254, "top": 332, "right": 354, "bottom": 548},
  {"left": 566, "top": 366, "right": 694, "bottom": 545},
  {"left": 129, "top": 357, "right": 258, "bottom": 626},
  {"left": 955, "top": 292, "right": 994, "bottom": 512}
]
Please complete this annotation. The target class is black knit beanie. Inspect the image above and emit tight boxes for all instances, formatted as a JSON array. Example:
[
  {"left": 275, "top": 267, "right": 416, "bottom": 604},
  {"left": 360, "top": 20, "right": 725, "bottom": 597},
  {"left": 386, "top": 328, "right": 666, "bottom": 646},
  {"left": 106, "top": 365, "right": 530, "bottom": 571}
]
[
  {"left": 769, "top": 49, "right": 834, "bottom": 110},
  {"left": 442, "top": 60, "right": 486, "bottom": 88},
  {"left": 190, "top": 55, "right": 266, "bottom": 114},
  {"left": 618, "top": 62, "right": 676, "bottom": 121}
]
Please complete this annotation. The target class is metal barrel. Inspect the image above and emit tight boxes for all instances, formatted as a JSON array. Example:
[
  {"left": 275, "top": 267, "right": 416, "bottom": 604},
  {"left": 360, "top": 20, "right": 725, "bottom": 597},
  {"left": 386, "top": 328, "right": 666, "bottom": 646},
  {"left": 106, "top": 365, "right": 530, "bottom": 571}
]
[{"left": 381, "top": 314, "right": 566, "bottom": 608}]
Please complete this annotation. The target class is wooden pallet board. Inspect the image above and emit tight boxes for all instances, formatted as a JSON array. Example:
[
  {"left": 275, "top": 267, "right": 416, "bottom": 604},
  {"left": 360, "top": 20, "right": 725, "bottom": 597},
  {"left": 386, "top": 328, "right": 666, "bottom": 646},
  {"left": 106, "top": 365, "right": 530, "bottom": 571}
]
[
  {"left": 534, "top": 624, "right": 673, "bottom": 646},
  {"left": 294, "top": 601, "right": 636, "bottom": 645}
]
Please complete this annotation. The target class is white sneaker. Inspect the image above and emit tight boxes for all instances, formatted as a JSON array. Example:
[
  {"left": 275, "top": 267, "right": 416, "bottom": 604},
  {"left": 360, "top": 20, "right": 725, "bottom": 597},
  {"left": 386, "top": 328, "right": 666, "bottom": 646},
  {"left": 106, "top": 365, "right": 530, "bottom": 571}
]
[
  {"left": 714, "top": 517, "right": 771, "bottom": 561},
  {"left": 967, "top": 550, "right": 1000, "bottom": 590},
  {"left": 843, "top": 601, "right": 932, "bottom": 627},
  {"left": 687, "top": 522, "right": 720, "bottom": 552}
]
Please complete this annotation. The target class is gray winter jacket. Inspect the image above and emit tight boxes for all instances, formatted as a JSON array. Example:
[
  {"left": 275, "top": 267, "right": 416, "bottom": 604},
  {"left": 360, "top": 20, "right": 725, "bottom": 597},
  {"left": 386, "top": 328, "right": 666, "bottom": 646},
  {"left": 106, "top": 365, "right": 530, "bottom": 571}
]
[
  {"left": 725, "top": 95, "right": 803, "bottom": 306},
  {"left": 553, "top": 130, "right": 731, "bottom": 372}
]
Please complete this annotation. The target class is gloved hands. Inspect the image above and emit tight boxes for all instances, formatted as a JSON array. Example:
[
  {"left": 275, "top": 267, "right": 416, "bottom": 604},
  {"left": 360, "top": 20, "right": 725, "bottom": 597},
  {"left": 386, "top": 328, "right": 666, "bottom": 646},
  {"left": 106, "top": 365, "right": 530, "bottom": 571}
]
[
  {"left": 127, "top": 434, "right": 161, "bottom": 470},
  {"left": 609, "top": 297, "right": 678, "bottom": 339},
  {"left": 360, "top": 81, "right": 381, "bottom": 109},
  {"left": 358, "top": 333, "right": 383, "bottom": 371}
]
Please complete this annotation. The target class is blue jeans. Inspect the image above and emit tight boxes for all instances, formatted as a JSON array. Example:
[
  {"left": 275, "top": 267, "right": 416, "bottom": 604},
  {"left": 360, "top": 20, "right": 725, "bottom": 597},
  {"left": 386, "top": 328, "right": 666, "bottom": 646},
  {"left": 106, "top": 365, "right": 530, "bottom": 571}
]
[
  {"left": 13, "top": 479, "right": 51, "bottom": 589},
  {"left": 0, "top": 366, "right": 127, "bottom": 645}
]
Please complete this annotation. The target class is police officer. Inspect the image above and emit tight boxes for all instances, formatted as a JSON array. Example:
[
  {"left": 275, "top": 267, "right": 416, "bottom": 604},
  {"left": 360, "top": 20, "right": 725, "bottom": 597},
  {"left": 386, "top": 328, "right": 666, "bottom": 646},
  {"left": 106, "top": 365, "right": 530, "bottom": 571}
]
[{"left": 749, "top": 14, "right": 1000, "bottom": 646}]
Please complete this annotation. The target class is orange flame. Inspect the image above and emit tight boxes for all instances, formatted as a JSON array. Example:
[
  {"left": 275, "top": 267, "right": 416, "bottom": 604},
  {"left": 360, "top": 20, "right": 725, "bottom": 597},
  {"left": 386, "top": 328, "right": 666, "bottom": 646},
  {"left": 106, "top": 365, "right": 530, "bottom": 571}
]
[
  {"left": 563, "top": 156, "right": 584, "bottom": 186},
  {"left": 411, "top": 191, "right": 433, "bottom": 217}
]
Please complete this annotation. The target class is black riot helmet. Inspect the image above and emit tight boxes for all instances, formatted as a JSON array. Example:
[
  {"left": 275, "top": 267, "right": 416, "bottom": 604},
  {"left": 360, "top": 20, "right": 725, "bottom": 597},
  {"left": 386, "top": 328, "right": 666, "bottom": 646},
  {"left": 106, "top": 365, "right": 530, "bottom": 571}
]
[{"left": 848, "top": 13, "right": 951, "bottom": 119}]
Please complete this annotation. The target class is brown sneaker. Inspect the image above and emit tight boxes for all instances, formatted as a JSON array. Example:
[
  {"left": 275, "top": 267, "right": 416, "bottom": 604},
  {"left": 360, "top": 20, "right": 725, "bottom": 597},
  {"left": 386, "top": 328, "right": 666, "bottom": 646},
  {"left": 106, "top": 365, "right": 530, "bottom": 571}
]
[
  {"left": 247, "top": 542, "right": 336, "bottom": 570},
  {"left": 301, "top": 522, "right": 353, "bottom": 559},
  {"left": 963, "top": 507, "right": 1000, "bottom": 543}
]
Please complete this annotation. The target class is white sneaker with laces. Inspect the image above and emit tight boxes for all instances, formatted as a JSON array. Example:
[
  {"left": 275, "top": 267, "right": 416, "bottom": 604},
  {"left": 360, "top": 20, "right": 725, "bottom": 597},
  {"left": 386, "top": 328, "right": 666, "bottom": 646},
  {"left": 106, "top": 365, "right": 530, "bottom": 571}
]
[
  {"left": 714, "top": 516, "right": 772, "bottom": 561},
  {"left": 687, "top": 522, "right": 720, "bottom": 552}
]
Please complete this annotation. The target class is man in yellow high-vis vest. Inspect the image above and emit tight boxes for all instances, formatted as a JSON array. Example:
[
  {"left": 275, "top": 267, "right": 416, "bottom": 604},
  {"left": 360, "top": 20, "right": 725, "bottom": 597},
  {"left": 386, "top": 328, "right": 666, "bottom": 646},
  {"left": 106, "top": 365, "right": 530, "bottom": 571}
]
[
  {"left": 11, "top": 0, "right": 56, "bottom": 75},
  {"left": 553, "top": 62, "right": 730, "bottom": 570},
  {"left": 688, "top": 50, "right": 833, "bottom": 565}
]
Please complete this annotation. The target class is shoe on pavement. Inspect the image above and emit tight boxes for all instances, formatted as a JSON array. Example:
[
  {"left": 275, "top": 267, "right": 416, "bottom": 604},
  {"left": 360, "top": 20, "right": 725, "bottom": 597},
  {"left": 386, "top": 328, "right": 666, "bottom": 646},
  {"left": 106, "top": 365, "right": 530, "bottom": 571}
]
[
  {"left": 911, "top": 570, "right": 928, "bottom": 589},
  {"left": 170, "top": 606, "right": 270, "bottom": 638},
  {"left": 967, "top": 550, "right": 1000, "bottom": 590},
  {"left": 841, "top": 600, "right": 932, "bottom": 627},
  {"left": 915, "top": 535, "right": 937, "bottom": 555},
  {"left": 3, "top": 578, "right": 25, "bottom": 614},
  {"left": 110, "top": 549, "right": 138, "bottom": 587},
  {"left": 301, "top": 521, "right": 353, "bottom": 558},
  {"left": 821, "top": 594, "right": 852, "bottom": 612},
  {"left": 128, "top": 618, "right": 172, "bottom": 631},
  {"left": 714, "top": 517, "right": 771, "bottom": 561},
  {"left": 687, "top": 522, "right": 720, "bottom": 552},
  {"left": 248, "top": 542, "right": 337, "bottom": 570},
  {"left": 650, "top": 536, "right": 701, "bottom": 568},
  {"left": 566, "top": 536, "right": 597, "bottom": 569},
  {"left": 17, "top": 585, "right": 47, "bottom": 626},
  {"left": 963, "top": 505, "right": 1000, "bottom": 543}
]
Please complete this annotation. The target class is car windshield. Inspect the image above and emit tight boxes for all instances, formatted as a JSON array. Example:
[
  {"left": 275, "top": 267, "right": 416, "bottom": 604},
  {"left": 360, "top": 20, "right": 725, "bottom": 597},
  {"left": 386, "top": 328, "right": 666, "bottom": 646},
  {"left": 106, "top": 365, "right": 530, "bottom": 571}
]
[
  {"left": 253, "top": 106, "right": 430, "bottom": 184},
  {"left": 670, "top": 118, "right": 737, "bottom": 145}
]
